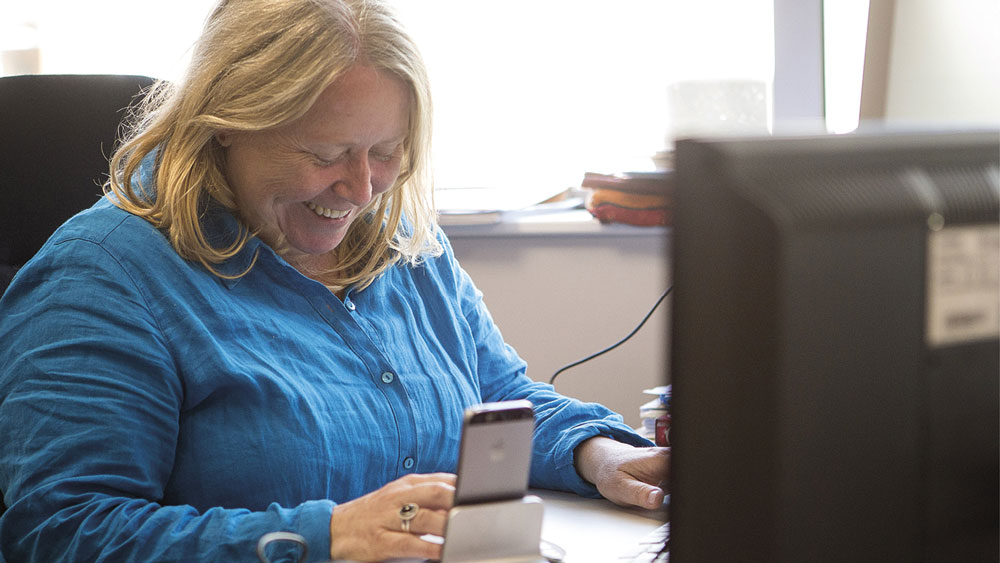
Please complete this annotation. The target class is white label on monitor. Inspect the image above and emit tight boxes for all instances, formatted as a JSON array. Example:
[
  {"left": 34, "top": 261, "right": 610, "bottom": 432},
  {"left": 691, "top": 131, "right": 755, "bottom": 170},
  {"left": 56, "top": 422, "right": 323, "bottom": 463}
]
[{"left": 926, "top": 224, "right": 1000, "bottom": 347}]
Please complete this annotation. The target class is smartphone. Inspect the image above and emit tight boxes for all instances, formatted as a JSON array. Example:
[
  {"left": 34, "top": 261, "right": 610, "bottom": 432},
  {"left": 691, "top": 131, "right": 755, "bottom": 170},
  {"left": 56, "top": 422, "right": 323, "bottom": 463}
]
[{"left": 453, "top": 400, "right": 535, "bottom": 505}]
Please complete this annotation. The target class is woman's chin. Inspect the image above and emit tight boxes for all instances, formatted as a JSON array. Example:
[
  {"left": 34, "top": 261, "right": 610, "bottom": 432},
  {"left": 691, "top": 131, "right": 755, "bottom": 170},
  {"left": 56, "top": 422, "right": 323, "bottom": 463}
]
[{"left": 284, "top": 232, "right": 348, "bottom": 259}]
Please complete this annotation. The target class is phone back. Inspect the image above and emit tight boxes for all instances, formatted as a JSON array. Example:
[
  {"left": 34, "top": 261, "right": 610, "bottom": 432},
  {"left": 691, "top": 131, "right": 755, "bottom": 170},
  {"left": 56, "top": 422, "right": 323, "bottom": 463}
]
[{"left": 453, "top": 415, "right": 534, "bottom": 505}]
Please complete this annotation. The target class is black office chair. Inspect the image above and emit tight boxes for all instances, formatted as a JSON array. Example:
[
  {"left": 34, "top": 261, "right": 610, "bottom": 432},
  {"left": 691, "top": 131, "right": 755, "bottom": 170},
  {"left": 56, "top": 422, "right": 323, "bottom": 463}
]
[{"left": 0, "top": 73, "right": 157, "bottom": 295}]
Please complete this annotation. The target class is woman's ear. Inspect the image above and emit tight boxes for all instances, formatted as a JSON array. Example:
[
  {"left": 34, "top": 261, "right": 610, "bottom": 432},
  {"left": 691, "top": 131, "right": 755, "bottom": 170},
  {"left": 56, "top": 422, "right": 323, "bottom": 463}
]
[{"left": 215, "top": 131, "right": 234, "bottom": 147}]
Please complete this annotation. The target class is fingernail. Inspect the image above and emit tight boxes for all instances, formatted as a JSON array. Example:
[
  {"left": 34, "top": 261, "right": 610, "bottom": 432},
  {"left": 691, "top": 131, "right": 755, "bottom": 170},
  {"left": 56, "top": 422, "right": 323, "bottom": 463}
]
[{"left": 647, "top": 489, "right": 661, "bottom": 507}]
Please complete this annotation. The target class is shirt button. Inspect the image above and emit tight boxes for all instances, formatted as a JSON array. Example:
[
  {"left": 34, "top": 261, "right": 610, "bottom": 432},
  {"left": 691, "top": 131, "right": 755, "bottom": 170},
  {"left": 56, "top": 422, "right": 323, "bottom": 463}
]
[
  {"left": 381, "top": 371, "right": 395, "bottom": 384},
  {"left": 345, "top": 300, "right": 356, "bottom": 311},
  {"left": 403, "top": 457, "right": 415, "bottom": 470}
]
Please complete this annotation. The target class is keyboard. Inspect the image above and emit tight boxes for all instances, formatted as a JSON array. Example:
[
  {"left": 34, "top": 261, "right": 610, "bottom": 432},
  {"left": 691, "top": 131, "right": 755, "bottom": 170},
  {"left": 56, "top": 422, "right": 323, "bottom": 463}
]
[{"left": 619, "top": 521, "right": 669, "bottom": 562}]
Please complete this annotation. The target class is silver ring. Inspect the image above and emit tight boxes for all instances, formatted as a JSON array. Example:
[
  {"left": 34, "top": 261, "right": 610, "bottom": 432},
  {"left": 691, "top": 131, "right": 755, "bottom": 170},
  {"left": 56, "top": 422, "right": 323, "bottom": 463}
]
[{"left": 399, "top": 502, "right": 419, "bottom": 533}]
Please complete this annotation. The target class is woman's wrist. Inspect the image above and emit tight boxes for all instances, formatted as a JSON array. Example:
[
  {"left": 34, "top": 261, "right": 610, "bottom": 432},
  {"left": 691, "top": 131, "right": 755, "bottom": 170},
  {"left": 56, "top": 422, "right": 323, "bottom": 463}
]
[{"left": 573, "top": 435, "right": 621, "bottom": 485}]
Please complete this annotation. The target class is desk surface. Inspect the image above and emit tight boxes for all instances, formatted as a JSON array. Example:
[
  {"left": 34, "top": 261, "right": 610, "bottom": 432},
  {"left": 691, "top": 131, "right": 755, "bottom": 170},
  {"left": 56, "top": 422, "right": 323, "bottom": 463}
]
[
  {"left": 534, "top": 489, "right": 667, "bottom": 562},
  {"left": 391, "top": 489, "right": 667, "bottom": 563},
  {"left": 388, "top": 489, "right": 666, "bottom": 563}
]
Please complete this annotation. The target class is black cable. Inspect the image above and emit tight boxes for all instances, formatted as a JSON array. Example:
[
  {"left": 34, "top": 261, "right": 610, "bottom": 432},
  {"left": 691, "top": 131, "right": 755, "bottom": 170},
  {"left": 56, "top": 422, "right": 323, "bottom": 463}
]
[{"left": 548, "top": 286, "right": 673, "bottom": 386}]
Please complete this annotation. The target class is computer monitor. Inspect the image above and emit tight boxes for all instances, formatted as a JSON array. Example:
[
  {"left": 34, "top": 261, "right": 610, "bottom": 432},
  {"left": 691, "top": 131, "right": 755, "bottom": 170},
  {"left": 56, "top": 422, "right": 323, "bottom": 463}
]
[{"left": 668, "top": 130, "right": 999, "bottom": 562}]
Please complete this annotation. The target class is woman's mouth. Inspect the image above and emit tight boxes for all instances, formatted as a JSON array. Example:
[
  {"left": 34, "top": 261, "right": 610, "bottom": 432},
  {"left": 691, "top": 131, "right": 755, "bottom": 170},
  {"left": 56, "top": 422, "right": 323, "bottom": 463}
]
[{"left": 305, "top": 202, "right": 350, "bottom": 219}]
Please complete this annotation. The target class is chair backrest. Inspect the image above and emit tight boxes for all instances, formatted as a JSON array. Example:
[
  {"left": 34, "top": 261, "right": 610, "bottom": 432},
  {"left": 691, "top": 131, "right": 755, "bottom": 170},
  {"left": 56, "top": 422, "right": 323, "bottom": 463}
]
[{"left": 0, "top": 73, "right": 157, "bottom": 294}]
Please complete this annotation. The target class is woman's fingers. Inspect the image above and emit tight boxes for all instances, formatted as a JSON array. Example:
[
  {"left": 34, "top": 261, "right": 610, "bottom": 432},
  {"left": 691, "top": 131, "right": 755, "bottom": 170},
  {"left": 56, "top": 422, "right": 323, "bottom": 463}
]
[
  {"left": 329, "top": 472, "right": 457, "bottom": 561},
  {"left": 391, "top": 506, "right": 449, "bottom": 536}
]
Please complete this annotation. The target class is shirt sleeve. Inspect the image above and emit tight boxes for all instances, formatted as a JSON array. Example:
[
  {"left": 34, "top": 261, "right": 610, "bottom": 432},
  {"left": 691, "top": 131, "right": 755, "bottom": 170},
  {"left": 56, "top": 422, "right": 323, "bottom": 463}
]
[
  {"left": 439, "top": 234, "right": 655, "bottom": 498},
  {"left": 0, "top": 238, "right": 333, "bottom": 563}
]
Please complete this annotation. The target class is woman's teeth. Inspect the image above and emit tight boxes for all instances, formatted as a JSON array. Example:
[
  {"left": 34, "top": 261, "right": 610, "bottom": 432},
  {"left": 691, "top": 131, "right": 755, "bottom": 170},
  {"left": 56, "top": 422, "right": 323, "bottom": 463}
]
[{"left": 306, "top": 202, "right": 349, "bottom": 219}]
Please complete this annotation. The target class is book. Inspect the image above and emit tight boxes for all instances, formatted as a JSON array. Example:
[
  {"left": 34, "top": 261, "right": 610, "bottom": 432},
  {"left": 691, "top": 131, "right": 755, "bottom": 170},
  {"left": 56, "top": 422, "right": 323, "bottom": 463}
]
[{"left": 435, "top": 186, "right": 583, "bottom": 226}]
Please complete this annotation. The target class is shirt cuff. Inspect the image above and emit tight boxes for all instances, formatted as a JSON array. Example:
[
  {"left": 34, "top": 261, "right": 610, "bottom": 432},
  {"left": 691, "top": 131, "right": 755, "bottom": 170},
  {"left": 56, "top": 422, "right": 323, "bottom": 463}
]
[
  {"left": 260, "top": 499, "right": 334, "bottom": 563},
  {"left": 549, "top": 421, "right": 655, "bottom": 498}
]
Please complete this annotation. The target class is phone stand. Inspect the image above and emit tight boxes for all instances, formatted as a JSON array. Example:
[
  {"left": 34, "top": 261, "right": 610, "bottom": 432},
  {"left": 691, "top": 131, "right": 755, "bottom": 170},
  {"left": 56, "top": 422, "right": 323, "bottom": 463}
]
[{"left": 440, "top": 495, "right": 544, "bottom": 562}]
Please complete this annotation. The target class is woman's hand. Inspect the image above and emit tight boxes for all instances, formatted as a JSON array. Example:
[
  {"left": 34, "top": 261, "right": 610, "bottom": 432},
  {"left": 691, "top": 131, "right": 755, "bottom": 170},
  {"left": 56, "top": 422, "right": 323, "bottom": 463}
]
[
  {"left": 328, "top": 472, "right": 456, "bottom": 562},
  {"left": 574, "top": 436, "right": 669, "bottom": 510}
]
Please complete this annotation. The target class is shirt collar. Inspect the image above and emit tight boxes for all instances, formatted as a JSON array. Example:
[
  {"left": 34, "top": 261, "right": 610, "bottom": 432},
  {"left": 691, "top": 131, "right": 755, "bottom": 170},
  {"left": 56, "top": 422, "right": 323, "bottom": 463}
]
[
  {"left": 135, "top": 151, "right": 261, "bottom": 290},
  {"left": 201, "top": 203, "right": 261, "bottom": 290}
]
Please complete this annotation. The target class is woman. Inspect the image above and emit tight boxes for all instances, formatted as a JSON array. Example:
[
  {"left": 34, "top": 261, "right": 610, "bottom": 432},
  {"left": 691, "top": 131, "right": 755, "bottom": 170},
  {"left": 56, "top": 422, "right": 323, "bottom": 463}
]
[{"left": 0, "top": 0, "right": 667, "bottom": 561}]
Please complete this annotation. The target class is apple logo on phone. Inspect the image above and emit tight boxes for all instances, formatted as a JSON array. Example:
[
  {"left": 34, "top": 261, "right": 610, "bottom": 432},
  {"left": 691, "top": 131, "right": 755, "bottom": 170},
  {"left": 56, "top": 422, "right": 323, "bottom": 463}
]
[{"left": 489, "top": 438, "right": 506, "bottom": 462}]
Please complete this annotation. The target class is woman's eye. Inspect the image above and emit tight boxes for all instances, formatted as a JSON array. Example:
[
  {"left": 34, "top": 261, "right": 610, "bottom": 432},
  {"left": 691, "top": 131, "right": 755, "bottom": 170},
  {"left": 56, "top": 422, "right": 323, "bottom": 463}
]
[
  {"left": 371, "top": 145, "right": 402, "bottom": 163},
  {"left": 311, "top": 147, "right": 398, "bottom": 167},
  {"left": 312, "top": 153, "right": 341, "bottom": 167}
]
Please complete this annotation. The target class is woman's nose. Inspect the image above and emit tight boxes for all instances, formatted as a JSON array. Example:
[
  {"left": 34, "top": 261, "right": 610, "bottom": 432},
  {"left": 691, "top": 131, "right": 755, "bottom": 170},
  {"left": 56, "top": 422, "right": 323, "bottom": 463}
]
[{"left": 337, "top": 153, "right": 372, "bottom": 206}]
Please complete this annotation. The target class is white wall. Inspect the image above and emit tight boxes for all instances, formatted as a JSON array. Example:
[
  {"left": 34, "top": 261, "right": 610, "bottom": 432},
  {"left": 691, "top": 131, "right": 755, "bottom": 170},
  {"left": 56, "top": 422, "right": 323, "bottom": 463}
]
[
  {"left": 862, "top": 0, "right": 1000, "bottom": 126},
  {"left": 447, "top": 225, "right": 669, "bottom": 430},
  {"left": 884, "top": 0, "right": 1000, "bottom": 125}
]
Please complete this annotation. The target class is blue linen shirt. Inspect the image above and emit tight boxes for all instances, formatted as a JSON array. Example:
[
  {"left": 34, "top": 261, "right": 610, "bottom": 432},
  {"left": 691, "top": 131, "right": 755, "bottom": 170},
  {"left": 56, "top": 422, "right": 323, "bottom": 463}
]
[{"left": 0, "top": 194, "right": 649, "bottom": 562}]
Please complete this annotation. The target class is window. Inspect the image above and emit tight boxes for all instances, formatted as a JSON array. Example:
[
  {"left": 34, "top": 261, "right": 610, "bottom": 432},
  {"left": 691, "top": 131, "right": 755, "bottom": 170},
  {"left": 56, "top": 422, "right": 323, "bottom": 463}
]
[
  {"left": 396, "top": 1, "right": 774, "bottom": 195},
  {"left": 824, "top": 0, "right": 870, "bottom": 134},
  {"left": 2, "top": 0, "right": 780, "bottom": 200},
  {"left": 0, "top": 0, "right": 211, "bottom": 80}
]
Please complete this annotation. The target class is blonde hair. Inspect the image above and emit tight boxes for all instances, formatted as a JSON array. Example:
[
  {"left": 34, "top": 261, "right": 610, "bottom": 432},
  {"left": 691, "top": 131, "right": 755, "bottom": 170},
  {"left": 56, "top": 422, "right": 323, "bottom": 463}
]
[{"left": 107, "top": 0, "right": 441, "bottom": 291}]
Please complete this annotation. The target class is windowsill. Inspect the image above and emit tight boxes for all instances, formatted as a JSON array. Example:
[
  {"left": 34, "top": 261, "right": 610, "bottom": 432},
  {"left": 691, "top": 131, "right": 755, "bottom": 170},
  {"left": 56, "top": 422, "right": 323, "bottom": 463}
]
[{"left": 439, "top": 209, "right": 668, "bottom": 238}]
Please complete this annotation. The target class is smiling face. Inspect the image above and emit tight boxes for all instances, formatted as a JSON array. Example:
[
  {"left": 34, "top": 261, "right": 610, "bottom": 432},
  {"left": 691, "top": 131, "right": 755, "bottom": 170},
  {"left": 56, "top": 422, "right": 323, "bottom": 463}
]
[{"left": 218, "top": 65, "right": 411, "bottom": 274}]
